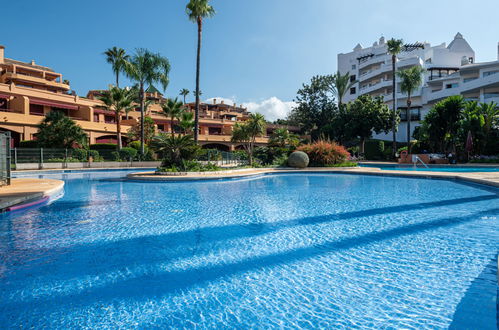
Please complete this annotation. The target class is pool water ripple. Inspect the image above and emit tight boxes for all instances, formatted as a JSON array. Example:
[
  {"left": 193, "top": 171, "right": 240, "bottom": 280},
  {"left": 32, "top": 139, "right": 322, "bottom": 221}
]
[{"left": 0, "top": 171, "right": 498, "bottom": 328}]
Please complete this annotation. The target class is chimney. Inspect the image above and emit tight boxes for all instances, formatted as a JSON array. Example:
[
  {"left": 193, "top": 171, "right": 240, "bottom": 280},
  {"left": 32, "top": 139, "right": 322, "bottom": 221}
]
[
  {"left": 213, "top": 98, "right": 216, "bottom": 104},
  {"left": 30, "top": 60, "right": 36, "bottom": 66},
  {"left": 221, "top": 100, "right": 224, "bottom": 105},
  {"left": 0, "top": 45, "right": 4, "bottom": 64}
]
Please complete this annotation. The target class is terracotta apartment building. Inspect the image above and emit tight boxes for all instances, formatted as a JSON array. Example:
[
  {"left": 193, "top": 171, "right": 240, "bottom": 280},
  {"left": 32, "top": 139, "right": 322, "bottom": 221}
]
[{"left": 0, "top": 45, "right": 298, "bottom": 151}]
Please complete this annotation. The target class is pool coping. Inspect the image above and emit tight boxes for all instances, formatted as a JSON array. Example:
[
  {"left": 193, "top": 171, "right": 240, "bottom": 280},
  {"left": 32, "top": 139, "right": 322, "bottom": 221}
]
[
  {"left": 0, "top": 178, "right": 65, "bottom": 212},
  {"left": 126, "top": 167, "right": 499, "bottom": 188}
]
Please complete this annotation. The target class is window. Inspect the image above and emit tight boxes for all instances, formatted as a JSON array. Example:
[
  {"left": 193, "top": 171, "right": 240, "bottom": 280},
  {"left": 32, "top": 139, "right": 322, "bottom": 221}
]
[
  {"left": 468, "top": 57, "right": 474, "bottom": 64},
  {"left": 104, "top": 115, "right": 115, "bottom": 123},
  {"left": 351, "top": 64, "right": 356, "bottom": 70},
  {"left": 399, "top": 108, "right": 421, "bottom": 121},
  {"left": 157, "top": 124, "right": 165, "bottom": 131},
  {"left": 93, "top": 114, "right": 99, "bottom": 122},
  {"left": 350, "top": 75, "right": 356, "bottom": 82},
  {"left": 483, "top": 71, "right": 499, "bottom": 77},
  {"left": 350, "top": 87, "right": 356, "bottom": 95},
  {"left": 463, "top": 77, "right": 478, "bottom": 83},
  {"left": 484, "top": 93, "right": 499, "bottom": 99},
  {"left": 446, "top": 83, "right": 458, "bottom": 89},
  {"left": 208, "top": 127, "right": 222, "bottom": 135},
  {"left": 29, "top": 104, "right": 44, "bottom": 115}
]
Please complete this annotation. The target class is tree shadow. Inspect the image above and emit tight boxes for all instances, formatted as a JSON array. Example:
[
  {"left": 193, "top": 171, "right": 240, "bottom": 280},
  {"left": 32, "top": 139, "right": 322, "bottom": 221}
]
[
  {"left": 2, "top": 194, "right": 497, "bottom": 283},
  {"left": 1, "top": 207, "right": 497, "bottom": 317},
  {"left": 449, "top": 255, "right": 498, "bottom": 329}
]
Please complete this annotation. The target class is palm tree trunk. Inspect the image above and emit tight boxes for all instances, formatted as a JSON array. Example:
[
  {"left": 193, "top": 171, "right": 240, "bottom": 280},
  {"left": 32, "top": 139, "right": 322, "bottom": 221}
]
[
  {"left": 171, "top": 115, "right": 175, "bottom": 138},
  {"left": 140, "top": 84, "right": 145, "bottom": 158},
  {"left": 116, "top": 71, "right": 119, "bottom": 88},
  {"left": 116, "top": 112, "right": 122, "bottom": 150},
  {"left": 406, "top": 93, "right": 411, "bottom": 154},
  {"left": 183, "top": 95, "right": 186, "bottom": 104},
  {"left": 360, "top": 137, "right": 365, "bottom": 154},
  {"left": 194, "top": 18, "right": 202, "bottom": 144},
  {"left": 391, "top": 54, "right": 397, "bottom": 156}
]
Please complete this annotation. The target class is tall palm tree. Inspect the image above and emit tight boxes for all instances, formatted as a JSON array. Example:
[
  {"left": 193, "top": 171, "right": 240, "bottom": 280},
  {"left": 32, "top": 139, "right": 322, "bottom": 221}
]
[
  {"left": 179, "top": 88, "right": 190, "bottom": 104},
  {"left": 161, "top": 98, "right": 185, "bottom": 138},
  {"left": 396, "top": 66, "right": 425, "bottom": 153},
  {"left": 186, "top": 0, "right": 216, "bottom": 143},
  {"left": 330, "top": 71, "right": 357, "bottom": 107},
  {"left": 387, "top": 38, "right": 404, "bottom": 155},
  {"left": 104, "top": 47, "right": 129, "bottom": 87},
  {"left": 98, "top": 86, "right": 135, "bottom": 150},
  {"left": 124, "top": 48, "right": 170, "bottom": 157}
]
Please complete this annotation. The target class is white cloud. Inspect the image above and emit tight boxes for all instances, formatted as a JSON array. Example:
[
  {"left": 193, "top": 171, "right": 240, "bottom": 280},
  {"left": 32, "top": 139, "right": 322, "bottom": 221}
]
[{"left": 205, "top": 96, "right": 295, "bottom": 122}]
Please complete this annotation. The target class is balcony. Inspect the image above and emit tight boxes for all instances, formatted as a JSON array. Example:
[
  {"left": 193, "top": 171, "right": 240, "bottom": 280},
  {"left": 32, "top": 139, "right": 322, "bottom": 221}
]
[
  {"left": 359, "top": 62, "right": 391, "bottom": 82},
  {"left": 359, "top": 79, "right": 391, "bottom": 94},
  {"left": 1, "top": 72, "right": 70, "bottom": 91}
]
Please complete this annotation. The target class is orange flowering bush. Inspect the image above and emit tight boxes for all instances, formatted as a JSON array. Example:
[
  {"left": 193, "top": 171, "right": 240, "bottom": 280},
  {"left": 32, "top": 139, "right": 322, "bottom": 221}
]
[{"left": 297, "top": 140, "right": 350, "bottom": 166}]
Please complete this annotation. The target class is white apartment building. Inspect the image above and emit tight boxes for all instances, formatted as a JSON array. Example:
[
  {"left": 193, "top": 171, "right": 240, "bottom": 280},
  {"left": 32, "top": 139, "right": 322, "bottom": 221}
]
[{"left": 337, "top": 33, "right": 499, "bottom": 142}]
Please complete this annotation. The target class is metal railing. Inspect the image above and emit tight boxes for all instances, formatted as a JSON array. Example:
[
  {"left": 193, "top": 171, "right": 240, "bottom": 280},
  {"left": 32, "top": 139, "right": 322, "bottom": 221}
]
[{"left": 0, "top": 132, "right": 11, "bottom": 185}]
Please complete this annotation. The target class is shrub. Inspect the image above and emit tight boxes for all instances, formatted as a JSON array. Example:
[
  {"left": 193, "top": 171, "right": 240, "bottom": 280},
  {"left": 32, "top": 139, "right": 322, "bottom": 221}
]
[
  {"left": 119, "top": 147, "right": 138, "bottom": 161},
  {"left": 90, "top": 143, "right": 118, "bottom": 150},
  {"left": 111, "top": 151, "right": 121, "bottom": 161},
  {"left": 88, "top": 150, "right": 103, "bottom": 162},
  {"left": 72, "top": 148, "right": 88, "bottom": 161},
  {"left": 297, "top": 140, "right": 350, "bottom": 166},
  {"left": 127, "top": 141, "right": 141, "bottom": 150},
  {"left": 364, "top": 140, "right": 384, "bottom": 160},
  {"left": 19, "top": 140, "right": 38, "bottom": 148}
]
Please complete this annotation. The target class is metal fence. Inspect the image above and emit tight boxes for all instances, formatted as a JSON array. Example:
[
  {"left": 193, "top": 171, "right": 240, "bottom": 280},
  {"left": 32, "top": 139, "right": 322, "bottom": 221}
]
[
  {"left": 0, "top": 132, "right": 11, "bottom": 185},
  {"left": 11, "top": 148, "right": 248, "bottom": 167}
]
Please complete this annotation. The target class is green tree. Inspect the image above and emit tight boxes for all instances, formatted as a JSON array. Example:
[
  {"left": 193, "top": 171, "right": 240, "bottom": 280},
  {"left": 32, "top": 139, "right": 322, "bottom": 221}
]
[
  {"left": 36, "top": 111, "right": 88, "bottom": 149},
  {"left": 161, "top": 98, "right": 185, "bottom": 138},
  {"left": 329, "top": 71, "right": 356, "bottom": 106},
  {"left": 396, "top": 66, "right": 424, "bottom": 152},
  {"left": 288, "top": 75, "right": 338, "bottom": 139},
  {"left": 186, "top": 0, "right": 215, "bottom": 143},
  {"left": 104, "top": 47, "right": 129, "bottom": 87},
  {"left": 231, "top": 113, "right": 266, "bottom": 164},
  {"left": 124, "top": 48, "right": 170, "bottom": 157},
  {"left": 179, "top": 88, "right": 190, "bottom": 104},
  {"left": 345, "top": 95, "right": 394, "bottom": 153},
  {"left": 127, "top": 116, "right": 157, "bottom": 146},
  {"left": 269, "top": 128, "right": 299, "bottom": 148},
  {"left": 151, "top": 134, "right": 197, "bottom": 168},
  {"left": 387, "top": 38, "right": 404, "bottom": 155},
  {"left": 98, "top": 86, "right": 135, "bottom": 150},
  {"left": 416, "top": 96, "right": 465, "bottom": 153},
  {"left": 179, "top": 111, "right": 195, "bottom": 134}
]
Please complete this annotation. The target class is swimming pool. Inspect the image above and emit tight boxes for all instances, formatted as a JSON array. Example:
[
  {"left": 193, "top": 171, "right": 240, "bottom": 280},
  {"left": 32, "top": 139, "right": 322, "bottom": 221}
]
[
  {"left": 359, "top": 164, "right": 499, "bottom": 172},
  {"left": 1, "top": 170, "right": 498, "bottom": 328}
]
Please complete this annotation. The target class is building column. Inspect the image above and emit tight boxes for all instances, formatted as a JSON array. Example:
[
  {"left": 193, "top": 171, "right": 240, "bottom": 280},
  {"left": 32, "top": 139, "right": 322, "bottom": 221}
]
[{"left": 10, "top": 95, "right": 29, "bottom": 115}]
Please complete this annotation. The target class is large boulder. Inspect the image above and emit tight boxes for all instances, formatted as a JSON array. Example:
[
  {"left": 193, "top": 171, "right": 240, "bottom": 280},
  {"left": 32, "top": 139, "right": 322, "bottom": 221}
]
[{"left": 288, "top": 151, "right": 309, "bottom": 168}]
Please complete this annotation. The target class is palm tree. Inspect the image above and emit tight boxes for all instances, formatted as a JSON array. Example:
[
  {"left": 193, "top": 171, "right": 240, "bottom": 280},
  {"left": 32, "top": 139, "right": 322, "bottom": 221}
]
[
  {"left": 179, "top": 111, "right": 195, "bottom": 134},
  {"left": 186, "top": 0, "right": 216, "bottom": 143},
  {"left": 387, "top": 38, "right": 404, "bottom": 155},
  {"left": 179, "top": 88, "right": 190, "bottom": 104},
  {"left": 98, "top": 86, "right": 134, "bottom": 150},
  {"left": 152, "top": 134, "right": 196, "bottom": 168},
  {"left": 124, "top": 48, "right": 170, "bottom": 157},
  {"left": 396, "top": 66, "right": 425, "bottom": 153},
  {"left": 104, "top": 47, "right": 129, "bottom": 87},
  {"left": 330, "top": 71, "right": 357, "bottom": 106},
  {"left": 161, "top": 98, "right": 185, "bottom": 138},
  {"left": 231, "top": 113, "right": 266, "bottom": 164}
]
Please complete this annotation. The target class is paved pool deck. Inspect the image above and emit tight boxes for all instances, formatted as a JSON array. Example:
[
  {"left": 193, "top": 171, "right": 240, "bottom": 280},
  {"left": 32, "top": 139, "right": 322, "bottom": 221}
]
[
  {"left": 0, "top": 178, "right": 64, "bottom": 211},
  {"left": 127, "top": 167, "right": 499, "bottom": 188}
]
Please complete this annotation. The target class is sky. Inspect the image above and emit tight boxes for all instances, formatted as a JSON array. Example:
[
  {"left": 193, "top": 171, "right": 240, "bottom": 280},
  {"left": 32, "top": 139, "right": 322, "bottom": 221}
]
[{"left": 2, "top": 0, "right": 499, "bottom": 121}]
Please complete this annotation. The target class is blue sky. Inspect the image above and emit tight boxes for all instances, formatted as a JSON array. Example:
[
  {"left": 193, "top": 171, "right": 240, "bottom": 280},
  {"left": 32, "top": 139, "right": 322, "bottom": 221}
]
[{"left": 2, "top": 0, "right": 499, "bottom": 120}]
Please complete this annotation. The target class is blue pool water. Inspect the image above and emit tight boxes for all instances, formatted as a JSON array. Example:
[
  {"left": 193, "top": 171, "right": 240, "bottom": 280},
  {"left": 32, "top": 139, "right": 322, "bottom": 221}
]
[
  {"left": 359, "top": 164, "right": 499, "bottom": 172},
  {"left": 1, "top": 170, "right": 498, "bottom": 328}
]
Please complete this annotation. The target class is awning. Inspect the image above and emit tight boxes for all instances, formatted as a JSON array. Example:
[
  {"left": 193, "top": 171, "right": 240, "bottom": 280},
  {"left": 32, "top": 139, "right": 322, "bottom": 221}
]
[
  {"left": 30, "top": 99, "right": 79, "bottom": 110},
  {"left": 0, "top": 94, "right": 12, "bottom": 99}
]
